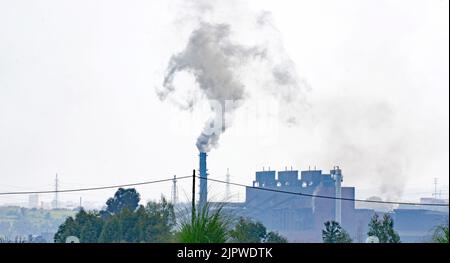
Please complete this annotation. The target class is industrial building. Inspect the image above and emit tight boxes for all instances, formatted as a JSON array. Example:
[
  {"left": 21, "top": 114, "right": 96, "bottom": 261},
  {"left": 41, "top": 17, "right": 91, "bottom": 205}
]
[
  {"left": 197, "top": 153, "right": 448, "bottom": 242},
  {"left": 240, "top": 168, "right": 366, "bottom": 242},
  {"left": 218, "top": 167, "right": 448, "bottom": 242}
]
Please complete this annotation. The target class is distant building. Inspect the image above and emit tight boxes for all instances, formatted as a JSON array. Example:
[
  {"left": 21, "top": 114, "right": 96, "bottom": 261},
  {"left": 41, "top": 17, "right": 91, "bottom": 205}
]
[
  {"left": 357, "top": 196, "right": 394, "bottom": 212},
  {"left": 28, "top": 194, "right": 39, "bottom": 209},
  {"left": 240, "top": 168, "right": 363, "bottom": 242}
]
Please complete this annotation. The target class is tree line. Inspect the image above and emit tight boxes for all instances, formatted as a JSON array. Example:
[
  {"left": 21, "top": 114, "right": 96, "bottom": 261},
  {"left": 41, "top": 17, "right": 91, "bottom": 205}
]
[
  {"left": 54, "top": 187, "right": 449, "bottom": 243},
  {"left": 321, "top": 213, "right": 401, "bottom": 243},
  {"left": 54, "top": 188, "right": 287, "bottom": 243}
]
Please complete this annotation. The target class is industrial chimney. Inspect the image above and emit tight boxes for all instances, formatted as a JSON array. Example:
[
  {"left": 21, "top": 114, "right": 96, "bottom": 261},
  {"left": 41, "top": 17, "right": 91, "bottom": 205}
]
[
  {"left": 199, "top": 152, "right": 208, "bottom": 207},
  {"left": 332, "top": 166, "right": 343, "bottom": 224}
]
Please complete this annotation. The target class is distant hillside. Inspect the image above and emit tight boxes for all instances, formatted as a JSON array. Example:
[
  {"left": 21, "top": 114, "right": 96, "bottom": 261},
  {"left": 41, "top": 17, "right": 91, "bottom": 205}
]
[{"left": 0, "top": 206, "right": 76, "bottom": 242}]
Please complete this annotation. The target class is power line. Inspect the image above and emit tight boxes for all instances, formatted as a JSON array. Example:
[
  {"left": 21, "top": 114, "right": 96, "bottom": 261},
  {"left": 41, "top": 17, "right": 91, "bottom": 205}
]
[
  {"left": 0, "top": 176, "right": 191, "bottom": 196},
  {"left": 1, "top": 174, "right": 448, "bottom": 207},
  {"left": 198, "top": 176, "right": 450, "bottom": 207}
]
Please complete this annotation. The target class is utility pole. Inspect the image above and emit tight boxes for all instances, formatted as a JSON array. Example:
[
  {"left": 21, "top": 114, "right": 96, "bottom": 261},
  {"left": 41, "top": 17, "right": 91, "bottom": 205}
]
[{"left": 192, "top": 169, "right": 196, "bottom": 224}]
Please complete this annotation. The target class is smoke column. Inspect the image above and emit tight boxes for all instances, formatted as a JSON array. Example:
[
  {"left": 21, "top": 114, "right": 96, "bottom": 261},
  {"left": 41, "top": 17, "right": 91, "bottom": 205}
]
[
  {"left": 157, "top": 0, "right": 307, "bottom": 152},
  {"left": 160, "top": 23, "right": 265, "bottom": 152}
]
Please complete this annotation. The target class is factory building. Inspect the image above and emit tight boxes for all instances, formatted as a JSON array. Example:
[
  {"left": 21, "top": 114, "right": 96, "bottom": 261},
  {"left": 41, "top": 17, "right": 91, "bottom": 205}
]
[
  {"left": 234, "top": 167, "right": 448, "bottom": 242},
  {"left": 198, "top": 151, "right": 449, "bottom": 242},
  {"left": 241, "top": 168, "right": 361, "bottom": 241}
]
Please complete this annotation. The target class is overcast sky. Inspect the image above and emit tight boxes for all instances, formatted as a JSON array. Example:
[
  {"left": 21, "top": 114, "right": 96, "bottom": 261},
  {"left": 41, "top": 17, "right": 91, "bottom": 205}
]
[{"left": 0, "top": 0, "right": 448, "bottom": 207}]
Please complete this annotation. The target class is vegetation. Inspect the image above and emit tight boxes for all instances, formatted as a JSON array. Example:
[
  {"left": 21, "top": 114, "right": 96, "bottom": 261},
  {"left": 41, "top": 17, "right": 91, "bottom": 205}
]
[
  {"left": 54, "top": 188, "right": 176, "bottom": 243},
  {"left": 265, "top": 231, "right": 288, "bottom": 243},
  {"left": 54, "top": 210, "right": 103, "bottom": 243},
  {"left": 322, "top": 220, "right": 352, "bottom": 243},
  {"left": 432, "top": 223, "right": 449, "bottom": 243},
  {"left": 105, "top": 188, "right": 140, "bottom": 215},
  {"left": 367, "top": 213, "right": 400, "bottom": 243},
  {"left": 229, "top": 217, "right": 287, "bottom": 243},
  {"left": 6, "top": 186, "right": 446, "bottom": 244},
  {"left": 54, "top": 188, "right": 287, "bottom": 243},
  {"left": 178, "top": 206, "right": 287, "bottom": 243},
  {"left": 178, "top": 203, "right": 230, "bottom": 243},
  {"left": 0, "top": 206, "right": 75, "bottom": 241}
]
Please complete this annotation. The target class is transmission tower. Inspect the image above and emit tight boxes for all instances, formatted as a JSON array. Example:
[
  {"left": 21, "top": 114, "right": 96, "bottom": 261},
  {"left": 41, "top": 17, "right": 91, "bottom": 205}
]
[
  {"left": 433, "top": 178, "right": 438, "bottom": 199},
  {"left": 171, "top": 175, "right": 178, "bottom": 205},
  {"left": 54, "top": 174, "right": 59, "bottom": 209},
  {"left": 226, "top": 168, "right": 231, "bottom": 201}
]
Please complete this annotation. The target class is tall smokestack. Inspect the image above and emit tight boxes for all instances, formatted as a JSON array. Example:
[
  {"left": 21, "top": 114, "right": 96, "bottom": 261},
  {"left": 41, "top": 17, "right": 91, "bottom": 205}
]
[
  {"left": 333, "top": 166, "right": 343, "bottom": 224},
  {"left": 199, "top": 152, "right": 208, "bottom": 207}
]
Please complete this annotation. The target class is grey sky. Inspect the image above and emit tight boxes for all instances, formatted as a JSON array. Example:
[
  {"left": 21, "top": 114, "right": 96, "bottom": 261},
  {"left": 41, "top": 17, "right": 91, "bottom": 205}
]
[{"left": 0, "top": 0, "right": 448, "bottom": 206}]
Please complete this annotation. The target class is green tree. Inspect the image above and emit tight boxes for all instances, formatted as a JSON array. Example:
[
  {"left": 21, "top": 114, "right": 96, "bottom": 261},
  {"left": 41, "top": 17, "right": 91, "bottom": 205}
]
[
  {"left": 105, "top": 188, "right": 140, "bottom": 215},
  {"left": 133, "top": 205, "right": 149, "bottom": 242},
  {"left": 432, "top": 223, "right": 449, "bottom": 243},
  {"left": 229, "top": 217, "right": 288, "bottom": 243},
  {"left": 54, "top": 210, "right": 103, "bottom": 243},
  {"left": 80, "top": 217, "right": 103, "bottom": 243},
  {"left": 118, "top": 208, "right": 140, "bottom": 243},
  {"left": 55, "top": 191, "right": 177, "bottom": 243},
  {"left": 98, "top": 217, "right": 122, "bottom": 243},
  {"left": 322, "top": 221, "right": 352, "bottom": 243},
  {"left": 144, "top": 197, "right": 176, "bottom": 242},
  {"left": 265, "top": 231, "right": 288, "bottom": 243},
  {"left": 97, "top": 198, "right": 176, "bottom": 243},
  {"left": 54, "top": 217, "right": 78, "bottom": 243},
  {"left": 367, "top": 213, "right": 400, "bottom": 243},
  {"left": 229, "top": 217, "right": 267, "bottom": 243}
]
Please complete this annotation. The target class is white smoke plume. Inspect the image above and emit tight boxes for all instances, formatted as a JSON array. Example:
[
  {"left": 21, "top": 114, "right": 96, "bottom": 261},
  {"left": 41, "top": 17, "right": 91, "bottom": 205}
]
[
  {"left": 158, "top": 1, "right": 308, "bottom": 152},
  {"left": 160, "top": 23, "right": 265, "bottom": 152}
]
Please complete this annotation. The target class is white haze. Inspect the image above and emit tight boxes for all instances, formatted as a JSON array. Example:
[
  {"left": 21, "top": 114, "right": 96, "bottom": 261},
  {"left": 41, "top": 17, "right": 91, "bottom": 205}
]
[{"left": 0, "top": 0, "right": 448, "bottom": 206}]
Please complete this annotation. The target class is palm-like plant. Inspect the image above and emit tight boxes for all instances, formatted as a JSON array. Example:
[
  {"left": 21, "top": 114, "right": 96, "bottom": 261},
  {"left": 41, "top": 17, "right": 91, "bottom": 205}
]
[
  {"left": 178, "top": 203, "right": 230, "bottom": 243},
  {"left": 432, "top": 224, "right": 449, "bottom": 243}
]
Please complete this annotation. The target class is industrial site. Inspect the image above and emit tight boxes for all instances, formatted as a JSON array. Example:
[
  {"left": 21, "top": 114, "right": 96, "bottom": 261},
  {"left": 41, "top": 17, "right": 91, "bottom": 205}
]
[
  {"left": 0, "top": 0, "right": 448, "bottom": 252},
  {"left": 193, "top": 153, "right": 449, "bottom": 243}
]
